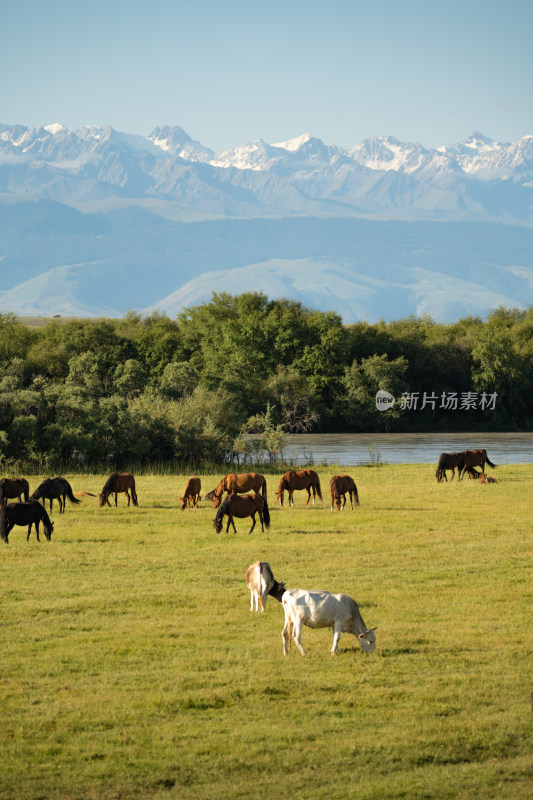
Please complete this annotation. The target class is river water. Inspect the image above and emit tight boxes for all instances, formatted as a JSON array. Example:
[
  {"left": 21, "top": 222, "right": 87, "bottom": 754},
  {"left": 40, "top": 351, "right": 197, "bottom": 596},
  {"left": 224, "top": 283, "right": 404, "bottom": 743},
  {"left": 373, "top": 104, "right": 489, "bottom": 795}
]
[{"left": 282, "top": 432, "right": 533, "bottom": 466}]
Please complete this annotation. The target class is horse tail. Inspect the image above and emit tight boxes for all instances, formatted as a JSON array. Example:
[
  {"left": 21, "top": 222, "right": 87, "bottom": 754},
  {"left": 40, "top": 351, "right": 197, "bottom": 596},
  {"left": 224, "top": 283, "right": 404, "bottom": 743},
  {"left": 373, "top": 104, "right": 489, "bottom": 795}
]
[
  {"left": 22, "top": 480, "right": 30, "bottom": 502},
  {"left": 0, "top": 505, "right": 8, "bottom": 542},
  {"left": 131, "top": 478, "right": 139, "bottom": 506},
  {"left": 354, "top": 483, "right": 360, "bottom": 505},
  {"left": 485, "top": 455, "right": 497, "bottom": 469},
  {"left": 315, "top": 475, "right": 323, "bottom": 502},
  {"left": 261, "top": 476, "right": 267, "bottom": 500},
  {"left": 262, "top": 496, "right": 271, "bottom": 529},
  {"left": 65, "top": 481, "right": 81, "bottom": 505}
]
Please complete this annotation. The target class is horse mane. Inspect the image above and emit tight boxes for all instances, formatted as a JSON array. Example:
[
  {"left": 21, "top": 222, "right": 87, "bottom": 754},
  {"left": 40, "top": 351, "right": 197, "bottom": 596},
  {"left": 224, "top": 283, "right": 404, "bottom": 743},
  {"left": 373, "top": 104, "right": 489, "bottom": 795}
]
[
  {"left": 215, "top": 497, "right": 230, "bottom": 521},
  {"left": 39, "top": 503, "right": 53, "bottom": 527},
  {"left": 102, "top": 473, "right": 118, "bottom": 494}
]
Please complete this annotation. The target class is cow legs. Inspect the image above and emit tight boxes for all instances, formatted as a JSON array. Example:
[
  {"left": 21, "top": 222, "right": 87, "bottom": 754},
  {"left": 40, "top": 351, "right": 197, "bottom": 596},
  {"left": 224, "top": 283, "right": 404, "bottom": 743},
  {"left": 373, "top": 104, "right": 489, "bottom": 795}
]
[
  {"left": 331, "top": 626, "right": 342, "bottom": 654},
  {"left": 292, "top": 620, "right": 306, "bottom": 656}
]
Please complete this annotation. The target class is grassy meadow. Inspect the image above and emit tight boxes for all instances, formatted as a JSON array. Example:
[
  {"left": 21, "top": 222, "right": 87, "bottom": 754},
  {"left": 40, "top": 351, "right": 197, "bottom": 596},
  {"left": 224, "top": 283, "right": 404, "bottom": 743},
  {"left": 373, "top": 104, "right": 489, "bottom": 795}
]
[{"left": 1, "top": 463, "right": 532, "bottom": 800}]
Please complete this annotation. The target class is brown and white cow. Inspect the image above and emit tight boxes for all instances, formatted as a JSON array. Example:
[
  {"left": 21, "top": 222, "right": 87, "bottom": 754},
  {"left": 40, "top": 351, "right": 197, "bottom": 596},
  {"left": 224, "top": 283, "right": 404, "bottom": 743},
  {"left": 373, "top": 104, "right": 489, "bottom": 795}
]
[{"left": 245, "top": 561, "right": 285, "bottom": 612}]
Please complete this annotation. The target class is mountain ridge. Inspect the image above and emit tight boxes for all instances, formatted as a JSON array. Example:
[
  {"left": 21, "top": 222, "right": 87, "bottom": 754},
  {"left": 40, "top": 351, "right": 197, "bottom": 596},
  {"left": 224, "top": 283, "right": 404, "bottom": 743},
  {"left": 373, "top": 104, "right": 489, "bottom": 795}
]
[{"left": 1, "top": 121, "right": 532, "bottom": 322}]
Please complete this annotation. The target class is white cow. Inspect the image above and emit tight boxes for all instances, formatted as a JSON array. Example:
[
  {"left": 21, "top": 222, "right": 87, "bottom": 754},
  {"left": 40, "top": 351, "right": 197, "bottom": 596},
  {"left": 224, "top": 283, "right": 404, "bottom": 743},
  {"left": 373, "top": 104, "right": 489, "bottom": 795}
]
[
  {"left": 282, "top": 588, "right": 377, "bottom": 656},
  {"left": 246, "top": 561, "right": 286, "bottom": 612}
]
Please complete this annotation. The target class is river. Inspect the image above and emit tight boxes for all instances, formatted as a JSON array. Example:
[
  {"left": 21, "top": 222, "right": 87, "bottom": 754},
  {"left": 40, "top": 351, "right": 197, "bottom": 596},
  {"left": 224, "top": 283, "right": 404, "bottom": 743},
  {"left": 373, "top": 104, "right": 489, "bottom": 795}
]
[{"left": 282, "top": 432, "right": 533, "bottom": 466}]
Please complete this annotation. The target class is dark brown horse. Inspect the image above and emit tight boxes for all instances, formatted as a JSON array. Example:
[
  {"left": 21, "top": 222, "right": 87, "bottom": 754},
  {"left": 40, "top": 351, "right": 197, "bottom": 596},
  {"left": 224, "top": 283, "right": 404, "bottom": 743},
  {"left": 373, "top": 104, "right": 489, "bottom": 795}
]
[
  {"left": 99, "top": 473, "right": 138, "bottom": 507},
  {"left": 458, "top": 450, "right": 496, "bottom": 481},
  {"left": 276, "top": 470, "right": 322, "bottom": 507},
  {"left": 435, "top": 453, "right": 464, "bottom": 483},
  {"left": 180, "top": 476, "right": 202, "bottom": 511},
  {"left": 329, "top": 475, "right": 360, "bottom": 511},
  {"left": 32, "top": 477, "right": 81, "bottom": 514},
  {"left": 0, "top": 477, "right": 30, "bottom": 505},
  {"left": 209, "top": 472, "right": 267, "bottom": 509},
  {"left": 213, "top": 494, "right": 271, "bottom": 534},
  {"left": 0, "top": 501, "right": 54, "bottom": 543}
]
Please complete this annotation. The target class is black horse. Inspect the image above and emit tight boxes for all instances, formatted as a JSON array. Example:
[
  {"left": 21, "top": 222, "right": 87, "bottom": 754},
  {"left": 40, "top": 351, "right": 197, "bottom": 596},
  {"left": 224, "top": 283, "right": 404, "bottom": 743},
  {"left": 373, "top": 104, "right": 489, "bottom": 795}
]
[
  {"left": 0, "top": 501, "right": 54, "bottom": 543},
  {"left": 32, "top": 477, "right": 81, "bottom": 514}
]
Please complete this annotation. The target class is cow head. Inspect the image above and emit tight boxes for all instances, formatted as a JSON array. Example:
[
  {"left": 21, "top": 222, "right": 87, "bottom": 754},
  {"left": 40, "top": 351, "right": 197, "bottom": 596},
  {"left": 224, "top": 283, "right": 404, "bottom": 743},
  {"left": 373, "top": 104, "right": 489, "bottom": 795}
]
[{"left": 357, "top": 627, "right": 377, "bottom": 653}]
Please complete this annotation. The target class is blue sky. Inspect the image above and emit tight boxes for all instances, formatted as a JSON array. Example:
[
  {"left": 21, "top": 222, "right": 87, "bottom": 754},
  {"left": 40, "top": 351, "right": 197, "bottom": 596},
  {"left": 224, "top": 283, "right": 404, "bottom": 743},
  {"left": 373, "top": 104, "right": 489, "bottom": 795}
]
[{"left": 2, "top": 0, "right": 532, "bottom": 151}]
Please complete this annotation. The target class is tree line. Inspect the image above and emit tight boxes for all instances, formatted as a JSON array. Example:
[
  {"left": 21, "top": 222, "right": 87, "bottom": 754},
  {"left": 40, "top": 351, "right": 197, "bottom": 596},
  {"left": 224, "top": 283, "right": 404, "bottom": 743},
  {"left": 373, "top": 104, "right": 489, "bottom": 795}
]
[{"left": 0, "top": 293, "right": 531, "bottom": 470}]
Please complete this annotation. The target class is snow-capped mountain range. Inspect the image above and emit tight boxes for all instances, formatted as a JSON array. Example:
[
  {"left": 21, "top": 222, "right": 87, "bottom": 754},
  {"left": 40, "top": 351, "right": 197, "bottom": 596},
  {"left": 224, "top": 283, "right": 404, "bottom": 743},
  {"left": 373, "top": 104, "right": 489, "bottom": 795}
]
[
  {"left": 1, "top": 122, "right": 532, "bottom": 220},
  {"left": 0, "top": 122, "right": 532, "bottom": 321}
]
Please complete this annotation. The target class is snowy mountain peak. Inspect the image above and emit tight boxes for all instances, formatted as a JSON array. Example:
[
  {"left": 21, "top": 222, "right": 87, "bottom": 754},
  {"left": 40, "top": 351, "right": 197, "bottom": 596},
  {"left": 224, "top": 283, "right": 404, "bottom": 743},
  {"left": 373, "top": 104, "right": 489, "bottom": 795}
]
[
  {"left": 148, "top": 125, "right": 213, "bottom": 161},
  {"left": 272, "top": 133, "right": 314, "bottom": 151},
  {"left": 44, "top": 122, "right": 67, "bottom": 135}
]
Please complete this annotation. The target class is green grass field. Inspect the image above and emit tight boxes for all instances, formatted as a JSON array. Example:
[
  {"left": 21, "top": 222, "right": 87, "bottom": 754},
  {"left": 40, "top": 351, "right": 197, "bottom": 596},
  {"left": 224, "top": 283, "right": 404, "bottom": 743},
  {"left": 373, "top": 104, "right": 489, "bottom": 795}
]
[{"left": 1, "top": 464, "right": 532, "bottom": 800}]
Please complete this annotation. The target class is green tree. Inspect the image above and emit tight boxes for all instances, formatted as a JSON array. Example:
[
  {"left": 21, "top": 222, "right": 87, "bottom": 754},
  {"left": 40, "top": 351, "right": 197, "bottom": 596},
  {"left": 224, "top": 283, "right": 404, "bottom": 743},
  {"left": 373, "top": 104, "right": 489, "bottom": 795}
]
[{"left": 341, "top": 353, "right": 408, "bottom": 430}]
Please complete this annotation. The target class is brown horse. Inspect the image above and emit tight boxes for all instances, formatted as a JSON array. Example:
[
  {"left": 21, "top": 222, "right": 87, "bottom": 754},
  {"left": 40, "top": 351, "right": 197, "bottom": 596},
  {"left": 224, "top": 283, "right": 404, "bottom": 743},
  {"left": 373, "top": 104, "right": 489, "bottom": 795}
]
[
  {"left": 180, "top": 476, "right": 202, "bottom": 511},
  {"left": 0, "top": 501, "right": 54, "bottom": 543},
  {"left": 276, "top": 470, "right": 322, "bottom": 507},
  {"left": 209, "top": 472, "right": 267, "bottom": 509},
  {"left": 99, "top": 473, "right": 138, "bottom": 507},
  {"left": 329, "top": 475, "right": 360, "bottom": 511},
  {"left": 458, "top": 450, "right": 496, "bottom": 481},
  {"left": 435, "top": 453, "right": 464, "bottom": 483},
  {"left": 0, "top": 477, "right": 30, "bottom": 505},
  {"left": 32, "top": 477, "right": 81, "bottom": 514},
  {"left": 213, "top": 494, "right": 271, "bottom": 534},
  {"left": 465, "top": 466, "right": 482, "bottom": 479}
]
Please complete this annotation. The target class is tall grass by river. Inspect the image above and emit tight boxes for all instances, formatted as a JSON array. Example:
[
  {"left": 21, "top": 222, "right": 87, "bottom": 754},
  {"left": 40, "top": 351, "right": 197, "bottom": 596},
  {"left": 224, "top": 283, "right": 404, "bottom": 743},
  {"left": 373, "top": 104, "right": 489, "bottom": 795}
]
[{"left": 1, "top": 464, "right": 532, "bottom": 800}]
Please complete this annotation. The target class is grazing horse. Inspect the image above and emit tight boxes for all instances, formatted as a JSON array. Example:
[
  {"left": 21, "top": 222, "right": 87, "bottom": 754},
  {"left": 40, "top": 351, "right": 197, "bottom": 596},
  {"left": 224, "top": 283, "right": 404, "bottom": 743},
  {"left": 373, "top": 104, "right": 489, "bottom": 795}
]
[
  {"left": 276, "top": 470, "right": 322, "bottom": 507},
  {"left": 213, "top": 494, "right": 270, "bottom": 534},
  {"left": 435, "top": 452, "right": 464, "bottom": 483},
  {"left": 209, "top": 472, "right": 267, "bottom": 509},
  {"left": 0, "top": 501, "right": 54, "bottom": 543},
  {"left": 99, "top": 473, "right": 138, "bottom": 507},
  {"left": 0, "top": 477, "right": 30, "bottom": 505},
  {"left": 458, "top": 450, "right": 496, "bottom": 481},
  {"left": 32, "top": 477, "right": 81, "bottom": 514},
  {"left": 180, "top": 476, "right": 202, "bottom": 511},
  {"left": 329, "top": 475, "right": 360, "bottom": 511}
]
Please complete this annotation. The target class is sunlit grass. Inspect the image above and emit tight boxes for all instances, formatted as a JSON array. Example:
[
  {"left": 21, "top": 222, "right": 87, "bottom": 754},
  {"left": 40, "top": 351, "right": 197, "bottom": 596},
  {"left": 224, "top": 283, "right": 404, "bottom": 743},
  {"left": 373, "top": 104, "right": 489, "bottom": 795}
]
[{"left": 1, "top": 464, "right": 532, "bottom": 799}]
